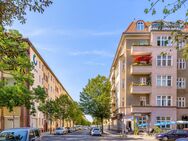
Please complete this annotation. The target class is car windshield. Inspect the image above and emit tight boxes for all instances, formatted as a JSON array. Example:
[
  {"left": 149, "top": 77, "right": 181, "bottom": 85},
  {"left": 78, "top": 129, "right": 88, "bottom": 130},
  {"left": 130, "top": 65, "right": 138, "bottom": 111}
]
[
  {"left": 94, "top": 129, "right": 99, "bottom": 131},
  {"left": 0, "top": 131, "right": 27, "bottom": 141}
]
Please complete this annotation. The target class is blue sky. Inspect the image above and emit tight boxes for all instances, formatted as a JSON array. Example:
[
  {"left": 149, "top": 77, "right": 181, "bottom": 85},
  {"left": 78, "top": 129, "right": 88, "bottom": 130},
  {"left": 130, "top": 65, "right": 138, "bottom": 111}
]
[{"left": 10, "top": 0, "right": 187, "bottom": 120}]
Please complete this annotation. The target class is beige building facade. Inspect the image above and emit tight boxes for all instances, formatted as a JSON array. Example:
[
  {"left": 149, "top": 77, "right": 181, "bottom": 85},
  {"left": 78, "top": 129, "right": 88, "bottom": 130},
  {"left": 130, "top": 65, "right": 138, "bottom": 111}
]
[{"left": 110, "top": 20, "right": 188, "bottom": 131}]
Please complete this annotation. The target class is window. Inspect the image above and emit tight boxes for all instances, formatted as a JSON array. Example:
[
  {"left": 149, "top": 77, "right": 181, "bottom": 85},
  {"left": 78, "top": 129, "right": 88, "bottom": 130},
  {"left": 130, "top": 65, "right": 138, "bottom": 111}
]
[
  {"left": 177, "top": 97, "right": 186, "bottom": 107},
  {"left": 140, "top": 96, "right": 147, "bottom": 106},
  {"left": 157, "top": 36, "right": 172, "bottom": 47},
  {"left": 177, "top": 39, "right": 185, "bottom": 49},
  {"left": 177, "top": 78, "right": 186, "bottom": 89},
  {"left": 177, "top": 59, "right": 186, "bottom": 70},
  {"left": 157, "top": 75, "right": 172, "bottom": 87},
  {"left": 156, "top": 117, "right": 171, "bottom": 129},
  {"left": 156, "top": 96, "right": 172, "bottom": 106},
  {"left": 122, "top": 97, "right": 124, "bottom": 107},
  {"left": 138, "top": 116, "right": 147, "bottom": 125},
  {"left": 136, "top": 21, "right": 144, "bottom": 30},
  {"left": 122, "top": 59, "right": 125, "bottom": 71},
  {"left": 122, "top": 79, "right": 125, "bottom": 89},
  {"left": 157, "top": 55, "right": 172, "bottom": 66}
]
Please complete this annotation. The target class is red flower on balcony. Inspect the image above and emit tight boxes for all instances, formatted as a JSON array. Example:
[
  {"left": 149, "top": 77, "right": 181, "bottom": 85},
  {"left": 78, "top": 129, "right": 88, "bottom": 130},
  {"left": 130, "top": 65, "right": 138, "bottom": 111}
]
[{"left": 134, "top": 55, "right": 152, "bottom": 64}]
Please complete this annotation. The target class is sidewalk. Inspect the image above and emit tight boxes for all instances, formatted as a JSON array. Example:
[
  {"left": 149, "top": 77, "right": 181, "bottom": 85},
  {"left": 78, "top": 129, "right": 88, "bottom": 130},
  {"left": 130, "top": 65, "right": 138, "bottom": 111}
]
[{"left": 104, "top": 129, "right": 157, "bottom": 140}]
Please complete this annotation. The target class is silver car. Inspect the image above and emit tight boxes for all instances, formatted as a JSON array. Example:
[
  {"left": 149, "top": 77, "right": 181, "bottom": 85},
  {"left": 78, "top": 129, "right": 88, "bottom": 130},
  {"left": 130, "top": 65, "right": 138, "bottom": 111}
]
[
  {"left": 54, "top": 127, "right": 68, "bottom": 135},
  {"left": 91, "top": 128, "right": 102, "bottom": 136},
  {"left": 0, "top": 127, "right": 41, "bottom": 141}
]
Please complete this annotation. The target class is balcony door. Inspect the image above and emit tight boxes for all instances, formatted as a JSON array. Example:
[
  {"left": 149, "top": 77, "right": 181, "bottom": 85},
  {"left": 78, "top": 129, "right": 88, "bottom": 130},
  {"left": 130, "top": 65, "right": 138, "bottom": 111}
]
[{"left": 140, "top": 96, "right": 147, "bottom": 106}]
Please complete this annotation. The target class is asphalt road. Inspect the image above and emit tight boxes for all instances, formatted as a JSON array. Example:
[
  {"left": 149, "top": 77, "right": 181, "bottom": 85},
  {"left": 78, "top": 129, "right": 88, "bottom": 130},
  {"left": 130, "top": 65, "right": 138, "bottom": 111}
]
[{"left": 41, "top": 129, "right": 157, "bottom": 141}]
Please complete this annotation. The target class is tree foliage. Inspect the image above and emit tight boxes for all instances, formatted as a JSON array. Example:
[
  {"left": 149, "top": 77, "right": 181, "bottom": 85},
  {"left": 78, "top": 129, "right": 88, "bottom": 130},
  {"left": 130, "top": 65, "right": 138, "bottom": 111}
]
[
  {"left": 145, "top": 0, "right": 188, "bottom": 19},
  {"left": 0, "top": 0, "right": 53, "bottom": 26},
  {"left": 0, "top": 27, "right": 47, "bottom": 114},
  {"left": 80, "top": 75, "right": 111, "bottom": 132}
]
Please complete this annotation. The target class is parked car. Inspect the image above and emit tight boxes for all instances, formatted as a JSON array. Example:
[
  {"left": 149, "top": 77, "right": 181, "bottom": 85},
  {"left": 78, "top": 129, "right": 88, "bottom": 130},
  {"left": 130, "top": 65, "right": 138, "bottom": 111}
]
[
  {"left": 90, "top": 128, "right": 102, "bottom": 136},
  {"left": 176, "top": 138, "right": 188, "bottom": 141},
  {"left": 0, "top": 127, "right": 41, "bottom": 141},
  {"left": 156, "top": 130, "right": 188, "bottom": 141},
  {"left": 54, "top": 127, "right": 67, "bottom": 135}
]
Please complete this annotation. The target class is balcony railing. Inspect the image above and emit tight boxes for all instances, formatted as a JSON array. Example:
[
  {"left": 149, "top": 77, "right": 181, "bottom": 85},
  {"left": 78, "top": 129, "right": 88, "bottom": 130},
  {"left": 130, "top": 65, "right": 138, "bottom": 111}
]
[
  {"left": 130, "top": 64, "right": 152, "bottom": 75},
  {"left": 131, "top": 45, "right": 152, "bottom": 56},
  {"left": 130, "top": 105, "right": 152, "bottom": 114},
  {"left": 130, "top": 84, "right": 152, "bottom": 94}
]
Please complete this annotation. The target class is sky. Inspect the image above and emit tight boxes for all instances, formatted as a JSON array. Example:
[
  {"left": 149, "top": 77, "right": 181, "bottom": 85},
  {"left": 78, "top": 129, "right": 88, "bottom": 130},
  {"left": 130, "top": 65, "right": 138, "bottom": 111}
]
[{"left": 10, "top": 0, "right": 187, "bottom": 121}]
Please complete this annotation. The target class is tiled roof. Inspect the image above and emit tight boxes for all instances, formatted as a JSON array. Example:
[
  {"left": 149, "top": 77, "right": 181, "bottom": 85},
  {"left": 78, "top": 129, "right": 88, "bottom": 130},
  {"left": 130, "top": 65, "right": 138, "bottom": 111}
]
[{"left": 124, "top": 20, "right": 151, "bottom": 33}]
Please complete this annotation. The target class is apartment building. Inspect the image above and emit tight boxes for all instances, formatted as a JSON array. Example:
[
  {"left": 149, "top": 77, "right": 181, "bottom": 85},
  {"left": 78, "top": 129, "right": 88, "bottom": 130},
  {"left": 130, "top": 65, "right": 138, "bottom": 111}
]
[
  {"left": 0, "top": 39, "right": 72, "bottom": 131},
  {"left": 110, "top": 20, "right": 188, "bottom": 131}
]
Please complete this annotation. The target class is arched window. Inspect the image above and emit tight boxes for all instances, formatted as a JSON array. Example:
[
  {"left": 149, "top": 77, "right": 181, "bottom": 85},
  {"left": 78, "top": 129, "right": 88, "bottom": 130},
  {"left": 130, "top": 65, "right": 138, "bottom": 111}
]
[{"left": 136, "top": 21, "right": 144, "bottom": 30}]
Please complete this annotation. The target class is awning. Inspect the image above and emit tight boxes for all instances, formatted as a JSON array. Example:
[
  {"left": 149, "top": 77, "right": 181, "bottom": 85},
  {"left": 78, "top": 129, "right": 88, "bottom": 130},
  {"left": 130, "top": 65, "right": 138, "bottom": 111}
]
[
  {"left": 154, "top": 121, "right": 176, "bottom": 126},
  {"left": 138, "top": 123, "right": 148, "bottom": 127},
  {"left": 177, "top": 121, "right": 188, "bottom": 124}
]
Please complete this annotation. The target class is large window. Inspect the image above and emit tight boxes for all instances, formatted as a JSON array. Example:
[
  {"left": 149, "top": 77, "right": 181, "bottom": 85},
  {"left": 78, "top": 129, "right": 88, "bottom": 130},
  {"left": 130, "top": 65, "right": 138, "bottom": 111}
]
[
  {"left": 177, "top": 97, "right": 186, "bottom": 107},
  {"left": 177, "top": 78, "right": 186, "bottom": 89},
  {"left": 157, "top": 96, "right": 172, "bottom": 106},
  {"left": 136, "top": 21, "right": 144, "bottom": 30},
  {"left": 140, "top": 96, "right": 147, "bottom": 106},
  {"left": 177, "top": 59, "right": 186, "bottom": 70},
  {"left": 157, "top": 75, "right": 172, "bottom": 87},
  {"left": 157, "top": 36, "right": 172, "bottom": 47},
  {"left": 157, "top": 55, "right": 172, "bottom": 66},
  {"left": 156, "top": 117, "right": 171, "bottom": 129}
]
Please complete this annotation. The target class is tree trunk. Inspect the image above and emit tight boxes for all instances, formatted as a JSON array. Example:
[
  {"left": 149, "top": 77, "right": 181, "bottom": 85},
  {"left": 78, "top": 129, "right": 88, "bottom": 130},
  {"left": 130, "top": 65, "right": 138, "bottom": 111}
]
[
  {"left": 101, "top": 117, "right": 103, "bottom": 133},
  {"left": 62, "top": 118, "right": 64, "bottom": 127},
  {"left": 50, "top": 119, "right": 52, "bottom": 134}
]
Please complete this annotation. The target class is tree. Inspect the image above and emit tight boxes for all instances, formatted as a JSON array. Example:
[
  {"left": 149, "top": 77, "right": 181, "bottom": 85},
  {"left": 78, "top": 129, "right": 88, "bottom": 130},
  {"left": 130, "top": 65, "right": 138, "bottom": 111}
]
[
  {"left": 145, "top": 1, "right": 188, "bottom": 60},
  {"left": 0, "top": 27, "right": 33, "bottom": 112},
  {"left": 145, "top": 0, "right": 188, "bottom": 19},
  {"left": 0, "top": 0, "right": 52, "bottom": 26},
  {"left": 55, "top": 95, "right": 72, "bottom": 127},
  {"left": 80, "top": 75, "right": 111, "bottom": 133},
  {"left": 38, "top": 99, "right": 56, "bottom": 134}
]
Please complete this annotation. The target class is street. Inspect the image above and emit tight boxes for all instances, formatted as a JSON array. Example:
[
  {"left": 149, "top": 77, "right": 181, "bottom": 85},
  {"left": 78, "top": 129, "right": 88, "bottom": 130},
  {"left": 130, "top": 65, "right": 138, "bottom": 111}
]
[{"left": 41, "top": 129, "right": 158, "bottom": 141}]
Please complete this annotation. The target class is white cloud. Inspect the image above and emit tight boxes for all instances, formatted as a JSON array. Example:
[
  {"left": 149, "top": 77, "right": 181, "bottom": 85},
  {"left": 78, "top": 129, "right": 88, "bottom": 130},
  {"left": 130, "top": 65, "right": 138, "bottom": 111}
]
[
  {"left": 19, "top": 27, "right": 121, "bottom": 38},
  {"left": 84, "top": 61, "right": 106, "bottom": 66},
  {"left": 69, "top": 50, "right": 113, "bottom": 58}
]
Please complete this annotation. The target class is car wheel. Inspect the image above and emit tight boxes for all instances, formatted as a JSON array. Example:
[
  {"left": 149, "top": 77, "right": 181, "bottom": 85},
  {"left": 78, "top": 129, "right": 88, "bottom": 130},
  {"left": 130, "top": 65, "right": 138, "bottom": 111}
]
[{"left": 162, "top": 137, "right": 168, "bottom": 141}]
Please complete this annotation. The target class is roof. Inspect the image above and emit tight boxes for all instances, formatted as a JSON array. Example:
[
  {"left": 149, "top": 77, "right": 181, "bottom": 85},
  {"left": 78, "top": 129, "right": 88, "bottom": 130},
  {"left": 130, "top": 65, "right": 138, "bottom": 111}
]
[{"left": 124, "top": 20, "right": 151, "bottom": 33}]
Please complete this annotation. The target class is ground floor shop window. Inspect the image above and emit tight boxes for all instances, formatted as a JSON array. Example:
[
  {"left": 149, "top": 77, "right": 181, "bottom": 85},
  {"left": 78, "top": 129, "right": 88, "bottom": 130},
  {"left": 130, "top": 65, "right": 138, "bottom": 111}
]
[
  {"left": 138, "top": 116, "right": 147, "bottom": 125},
  {"left": 156, "top": 117, "right": 171, "bottom": 129}
]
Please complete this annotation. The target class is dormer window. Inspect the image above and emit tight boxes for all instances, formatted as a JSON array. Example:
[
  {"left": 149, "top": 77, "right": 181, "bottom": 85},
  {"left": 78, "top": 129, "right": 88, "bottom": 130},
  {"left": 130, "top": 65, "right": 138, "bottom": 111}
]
[{"left": 137, "top": 21, "right": 144, "bottom": 30}]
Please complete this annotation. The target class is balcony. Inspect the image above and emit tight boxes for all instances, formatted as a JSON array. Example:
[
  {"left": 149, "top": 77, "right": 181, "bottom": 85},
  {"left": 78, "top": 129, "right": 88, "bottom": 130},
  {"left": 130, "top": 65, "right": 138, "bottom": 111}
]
[
  {"left": 130, "top": 105, "right": 152, "bottom": 114},
  {"left": 130, "top": 84, "right": 151, "bottom": 94},
  {"left": 131, "top": 45, "right": 152, "bottom": 56},
  {"left": 131, "top": 65, "right": 152, "bottom": 75}
]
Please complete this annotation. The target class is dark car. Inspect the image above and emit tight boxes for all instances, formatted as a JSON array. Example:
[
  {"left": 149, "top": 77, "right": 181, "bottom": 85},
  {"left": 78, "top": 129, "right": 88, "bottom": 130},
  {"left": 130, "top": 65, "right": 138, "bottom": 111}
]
[
  {"left": 156, "top": 130, "right": 188, "bottom": 141},
  {"left": 0, "top": 127, "right": 41, "bottom": 141}
]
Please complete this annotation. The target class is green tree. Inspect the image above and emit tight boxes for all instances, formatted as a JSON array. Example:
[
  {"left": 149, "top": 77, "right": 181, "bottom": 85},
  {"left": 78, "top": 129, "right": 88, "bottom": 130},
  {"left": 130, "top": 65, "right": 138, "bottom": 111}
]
[
  {"left": 145, "top": 0, "right": 188, "bottom": 18},
  {"left": 0, "top": 27, "right": 33, "bottom": 112},
  {"left": 38, "top": 99, "right": 56, "bottom": 134},
  {"left": 0, "top": 0, "right": 52, "bottom": 26},
  {"left": 0, "top": 27, "right": 47, "bottom": 116},
  {"left": 55, "top": 95, "right": 72, "bottom": 127},
  {"left": 80, "top": 75, "right": 111, "bottom": 133}
]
